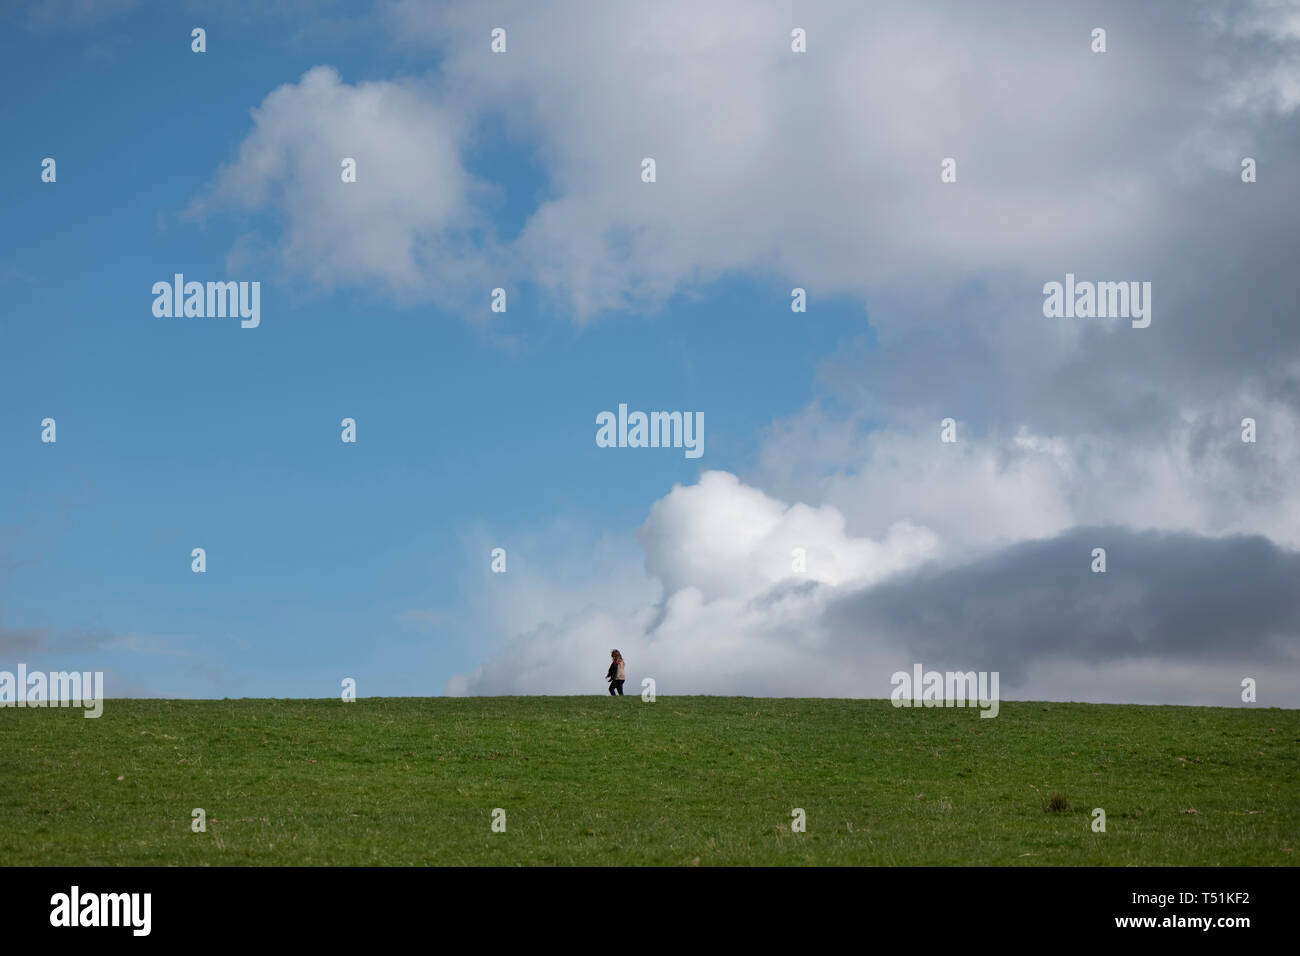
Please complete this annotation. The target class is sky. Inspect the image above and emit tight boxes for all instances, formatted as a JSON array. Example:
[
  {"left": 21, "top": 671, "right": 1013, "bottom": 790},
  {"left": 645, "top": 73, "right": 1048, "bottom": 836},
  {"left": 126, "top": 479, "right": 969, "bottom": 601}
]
[{"left": 1, "top": 0, "right": 1298, "bottom": 706}]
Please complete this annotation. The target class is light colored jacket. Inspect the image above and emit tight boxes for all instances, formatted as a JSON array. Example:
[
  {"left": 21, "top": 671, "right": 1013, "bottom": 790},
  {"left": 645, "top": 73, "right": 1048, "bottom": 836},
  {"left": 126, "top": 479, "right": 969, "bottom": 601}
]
[{"left": 615, "top": 657, "right": 626, "bottom": 680}]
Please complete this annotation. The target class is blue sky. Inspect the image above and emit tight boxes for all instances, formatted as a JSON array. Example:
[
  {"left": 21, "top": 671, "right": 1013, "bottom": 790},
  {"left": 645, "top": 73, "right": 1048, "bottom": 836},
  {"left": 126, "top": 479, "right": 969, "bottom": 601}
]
[
  {"left": 2, "top": 1, "right": 1299, "bottom": 706},
  {"left": 0, "top": 5, "right": 869, "bottom": 698}
]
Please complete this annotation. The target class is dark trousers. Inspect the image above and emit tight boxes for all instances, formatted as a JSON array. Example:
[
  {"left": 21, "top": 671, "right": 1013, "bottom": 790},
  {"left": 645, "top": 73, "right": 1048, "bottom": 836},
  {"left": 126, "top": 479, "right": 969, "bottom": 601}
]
[{"left": 608, "top": 680, "right": 625, "bottom": 696}]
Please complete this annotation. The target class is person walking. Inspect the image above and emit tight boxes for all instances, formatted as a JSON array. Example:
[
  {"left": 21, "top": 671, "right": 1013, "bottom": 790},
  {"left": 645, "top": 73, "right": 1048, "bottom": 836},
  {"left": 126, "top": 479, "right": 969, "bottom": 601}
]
[{"left": 606, "top": 649, "right": 626, "bottom": 696}]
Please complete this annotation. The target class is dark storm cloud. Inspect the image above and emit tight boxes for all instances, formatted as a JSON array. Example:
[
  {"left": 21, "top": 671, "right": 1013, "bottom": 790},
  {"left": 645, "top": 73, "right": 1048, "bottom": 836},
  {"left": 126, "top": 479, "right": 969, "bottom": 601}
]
[{"left": 827, "top": 527, "right": 1300, "bottom": 683}]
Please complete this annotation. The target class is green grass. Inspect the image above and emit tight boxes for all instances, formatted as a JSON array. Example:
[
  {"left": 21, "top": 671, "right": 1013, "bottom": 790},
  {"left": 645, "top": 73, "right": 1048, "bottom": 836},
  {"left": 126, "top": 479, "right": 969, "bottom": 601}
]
[{"left": 1, "top": 697, "right": 1296, "bottom": 865}]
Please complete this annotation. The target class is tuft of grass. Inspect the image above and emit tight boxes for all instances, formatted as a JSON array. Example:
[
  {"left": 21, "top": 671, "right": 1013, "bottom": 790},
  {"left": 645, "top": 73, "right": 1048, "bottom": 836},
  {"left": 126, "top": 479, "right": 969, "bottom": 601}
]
[
  {"left": 1047, "top": 792, "right": 1070, "bottom": 813},
  {"left": 1, "top": 697, "right": 1297, "bottom": 866}
]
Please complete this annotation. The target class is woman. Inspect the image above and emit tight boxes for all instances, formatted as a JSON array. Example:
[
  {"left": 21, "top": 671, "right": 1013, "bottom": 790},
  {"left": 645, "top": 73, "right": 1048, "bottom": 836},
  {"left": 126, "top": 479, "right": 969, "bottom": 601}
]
[{"left": 606, "top": 649, "right": 626, "bottom": 696}]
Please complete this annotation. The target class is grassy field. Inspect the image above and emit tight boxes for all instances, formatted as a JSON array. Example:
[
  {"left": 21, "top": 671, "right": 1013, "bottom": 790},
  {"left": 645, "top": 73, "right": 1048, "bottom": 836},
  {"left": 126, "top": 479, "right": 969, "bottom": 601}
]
[{"left": 1, "top": 696, "right": 1296, "bottom": 866}]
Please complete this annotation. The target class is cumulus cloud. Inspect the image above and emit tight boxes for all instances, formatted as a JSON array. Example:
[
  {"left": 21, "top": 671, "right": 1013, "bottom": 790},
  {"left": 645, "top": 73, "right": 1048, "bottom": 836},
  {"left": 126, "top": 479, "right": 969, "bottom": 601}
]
[
  {"left": 202, "top": 3, "right": 1300, "bottom": 505},
  {"left": 179, "top": 2, "right": 1300, "bottom": 704},
  {"left": 186, "top": 2, "right": 1298, "bottom": 324},
  {"left": 638, "top": 471, "right": 940, "bottom": 601},
  {"left": 757, "top": 397, "right": 1300, "bottom": 555},
  {"left": 187, "top": 65, "right": 492, "bottom": 302},
  {"left": 449, "top": 472, "right": 1300, "bottom": 705},
  {"left": 449, "top": 471, "right": 934, "bottom": 696},
  {"left": 382, "top": 0, "right": 1299, "bottom": 318}
]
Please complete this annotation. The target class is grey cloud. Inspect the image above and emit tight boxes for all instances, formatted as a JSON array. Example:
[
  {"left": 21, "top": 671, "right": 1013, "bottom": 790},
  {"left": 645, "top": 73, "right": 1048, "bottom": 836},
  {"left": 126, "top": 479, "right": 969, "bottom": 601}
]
[
  {"left": 0, "top": 621, "right": 141, "bottom": 661},
  {"left": 827, "top": 527, "right": 1300, "bottom": 685},
  {"left": 0, "top": 624, "right": 48, "bottom": 658}
]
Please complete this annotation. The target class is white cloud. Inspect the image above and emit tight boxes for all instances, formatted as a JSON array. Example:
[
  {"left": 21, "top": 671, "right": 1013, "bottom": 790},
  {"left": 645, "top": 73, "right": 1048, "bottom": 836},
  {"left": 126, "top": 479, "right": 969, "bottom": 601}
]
[
  {"left": 173, "top": 2, "right": 1300, "bottom": 704},
  {"left": 187, "top": 66, "right": 491, "bottom": 303},
  {"left": 758, "top": 393, "right": 1300, "bottom": 555},
  {"left": 384, "top": 0, "right": 1299, "bottom": 319},
  {"left": 638, "top": 471, "right": 940, "bottom": 600},
  {"left": 448, "top": 470, "right": 940, "bottom": 696},
  {"left": 449, "top": 464, "right": 1300, "bottom": 704},
  {"left": 187, "top": 2, "right": 1299, "bottom": 322},
  {"left": 449, "top": 380, "right": 1300, "bottom": 702}
]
